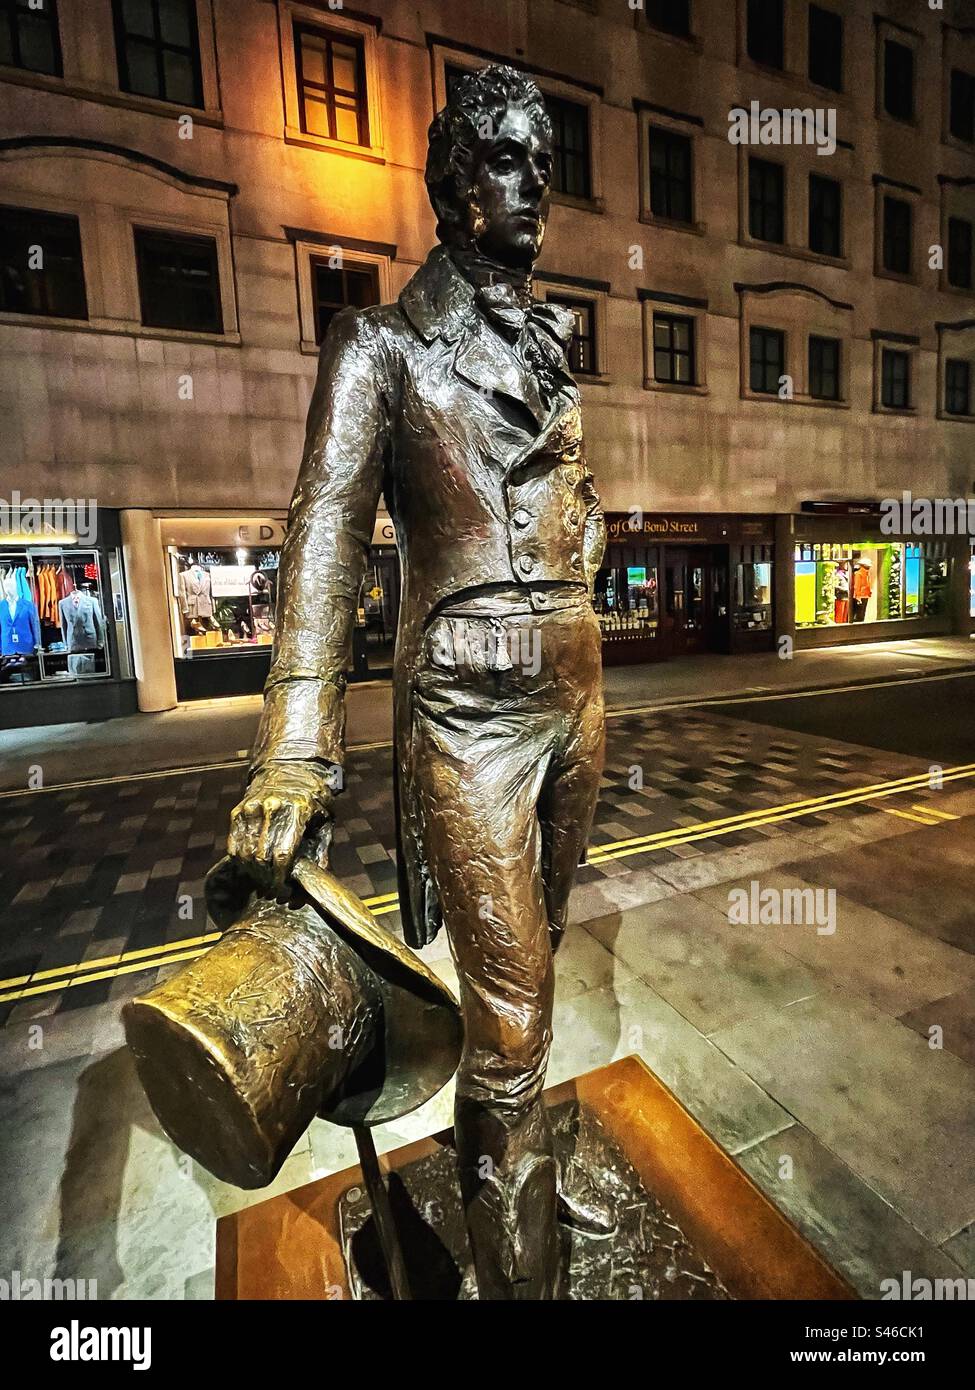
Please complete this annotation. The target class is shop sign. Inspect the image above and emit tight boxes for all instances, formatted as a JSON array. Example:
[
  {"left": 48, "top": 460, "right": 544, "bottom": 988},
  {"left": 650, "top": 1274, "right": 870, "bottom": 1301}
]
[
  {"left": 605, "top": 512, "right": 775, "bottom": 544},
  {"left": 372, "top": 515, "right": 396, "bottom": 546}
]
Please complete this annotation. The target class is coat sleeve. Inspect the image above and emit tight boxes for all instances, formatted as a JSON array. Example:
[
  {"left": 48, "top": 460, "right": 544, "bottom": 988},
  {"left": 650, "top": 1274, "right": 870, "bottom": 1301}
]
[
  {"left": 581, "top": 465, "right": 606, "bottom": 595},
  {"left": 250, "top": 308, "right": 393, "bottom": 773}
]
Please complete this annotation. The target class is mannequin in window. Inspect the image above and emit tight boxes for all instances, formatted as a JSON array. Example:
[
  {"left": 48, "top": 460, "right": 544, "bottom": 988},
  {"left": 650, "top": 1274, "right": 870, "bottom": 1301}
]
[
  {"left": 852, "top": 558, "right": 872, "bottom": 622},
  {"left": 59, "top": 585, "right": 106, "bottom": 675},
  {"left": 1, "top": 570, "right": 41, "bottom": 657},
  {"left": 179, "top": 562, "right": 214, "bottom": 629}
]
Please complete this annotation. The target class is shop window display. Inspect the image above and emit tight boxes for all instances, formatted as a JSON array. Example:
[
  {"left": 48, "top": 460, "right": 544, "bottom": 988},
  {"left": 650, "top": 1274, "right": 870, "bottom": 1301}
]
[
  {"left": 734, "top": 561, "right": 772, "bottom": 630},
  {"left": 593, "top": 561, "right": 659, "bottom": 642},
  {"left": 170, "top": 548, "right": 278, "bottom": 656},
  {"left": 0, "top": 549, "right": 109, "bottom": 687},
  {"left": 794, "top": 542, "right": 947, "bottom": 628}
]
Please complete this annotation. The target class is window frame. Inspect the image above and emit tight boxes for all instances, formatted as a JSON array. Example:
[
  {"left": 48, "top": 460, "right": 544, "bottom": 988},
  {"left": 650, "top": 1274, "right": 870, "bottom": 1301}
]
[
  {"left": 651, "top": 310, "right": 696, "bottom": 387},
  {"left": 748, "top": 156, "right": 786, "bottom": 245},
  {"left": 279, "top": 3, "right": 383, "bottom": 160},
  {"left": 648, "top": 125, "right": 694, "bottom": 226},
  {"left": 293, "top": 21, "right": 369, "bottom": 148},
  {"left": 544, "top": 90, "right": 594, "bottom": 202},
  {"left": 640, "top": 0, "right": 693, "bottom": 40},
  {"left": 745, "top": 0, "right": 785, "bottom": 72},
  {"left": 944, "top": 358, "right": 972, "bottom": 418},
  {"left": 807, "top": 3, "right": 843, "bottom": 94},
  {"left": 0, "top": 0, "right": 63, "bottom": 77},
  {"left": 878, "top": 192, "right": 913, "bottom": 279},
  {"left": 309, "top": 255, "right": 379, "bottom": 346},
  {"left": 0, "top": 201, "right": 88, "bottom": 322},
  {"left": 878, "top": 33, "right": 915, "bottom": 125},
  {"left": 545, "top": 292, "right": 599, "bottom": 377},
  {"left": 291, "top": 235, "right": 392, "bottom": 355},
  {"left": 947, "top": 215, "right": 973, "bottom": 291},
  {"left": 749, "top": 325, "right": 786, "bottom": 396},
  {"left": 133, "top": 224, "right": 224, "bottom": 336},
  {"left": 808, "top": 333, "right": 841, "bottom": 402},
  {"left": 878, "top": 345, "right": 911, "bottom": 412},
  {"left": 112, "top": 0, "right": 204, "bottom": 110},
  {"left": 949, "top": 68, "right": 975, "bottom": 145},
  {"left": 808, "top": 171, "right": 842, "bottom": 258}
]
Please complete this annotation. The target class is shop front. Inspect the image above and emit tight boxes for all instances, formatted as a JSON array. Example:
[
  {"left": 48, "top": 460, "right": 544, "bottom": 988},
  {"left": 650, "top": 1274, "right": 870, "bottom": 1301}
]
[
  {"left": 790, "top": 505, "right": 955, "bottom": 649},
  {"left": 0, "top": 506, "right": 136, "bottom": 729},
  {"left": 159, "top": 513, "right": 400, "bottom": 703},
  {"left": 598, "top": 513, "right": 776, "bottom": 663}
]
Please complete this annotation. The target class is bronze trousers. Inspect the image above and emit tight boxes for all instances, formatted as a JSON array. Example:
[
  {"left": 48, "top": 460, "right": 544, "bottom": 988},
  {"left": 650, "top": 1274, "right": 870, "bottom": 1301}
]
[{"left": 411, "top": 593, "right": 605, "bottom": 1299}]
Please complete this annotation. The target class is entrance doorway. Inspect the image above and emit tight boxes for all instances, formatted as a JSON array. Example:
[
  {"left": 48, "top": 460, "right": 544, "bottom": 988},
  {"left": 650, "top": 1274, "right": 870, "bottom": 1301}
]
[{"left": 663, "top": 546, "right": 729, "bottom": 655}]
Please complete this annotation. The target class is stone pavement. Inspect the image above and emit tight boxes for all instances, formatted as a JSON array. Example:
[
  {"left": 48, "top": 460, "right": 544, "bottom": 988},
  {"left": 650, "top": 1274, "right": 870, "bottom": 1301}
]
[
  {"left": 1, "top": 634, "right": 973, "bottom": 793},
  {"left": 0, "top": 674, "right": 973, "bottom": 1300}
]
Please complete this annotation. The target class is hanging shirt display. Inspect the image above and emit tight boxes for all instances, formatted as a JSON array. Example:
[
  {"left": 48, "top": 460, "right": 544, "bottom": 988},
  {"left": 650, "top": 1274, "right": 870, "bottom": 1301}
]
[{"left": 0, "top": 597, "right": 41, "bottom": 655}]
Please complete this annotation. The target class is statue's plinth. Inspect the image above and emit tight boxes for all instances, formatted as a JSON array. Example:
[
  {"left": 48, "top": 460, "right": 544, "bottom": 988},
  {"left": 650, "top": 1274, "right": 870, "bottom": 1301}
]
[{"left": 215, "top": 1055, "right": 855, "bottom": 1301}]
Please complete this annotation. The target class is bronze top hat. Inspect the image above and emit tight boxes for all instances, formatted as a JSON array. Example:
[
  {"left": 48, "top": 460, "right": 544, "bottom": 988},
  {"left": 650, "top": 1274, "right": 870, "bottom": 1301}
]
[{"left": 123, "top": 851, "right": 462, "bottom": 1190}]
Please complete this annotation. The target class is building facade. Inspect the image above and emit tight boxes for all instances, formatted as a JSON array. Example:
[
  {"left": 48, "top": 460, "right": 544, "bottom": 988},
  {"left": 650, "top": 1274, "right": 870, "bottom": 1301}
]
[{"left": 1, "top": 0, "right": 973, "bottom": 724}]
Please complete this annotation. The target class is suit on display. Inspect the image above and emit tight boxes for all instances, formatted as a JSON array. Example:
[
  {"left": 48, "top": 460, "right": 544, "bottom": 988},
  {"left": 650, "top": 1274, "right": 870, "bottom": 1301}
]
[
  {"left": 222, "top": 65, "right": 608, "bottom": 1300},
  {"left": 178, "top": 565, "right": 214, "bottom": 622}
]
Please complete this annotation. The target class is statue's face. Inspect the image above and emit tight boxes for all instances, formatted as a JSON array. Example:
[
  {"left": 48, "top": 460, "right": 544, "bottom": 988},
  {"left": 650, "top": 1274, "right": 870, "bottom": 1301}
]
[{"left": 469, "top": 102, "right": 552, "bottom": 269}]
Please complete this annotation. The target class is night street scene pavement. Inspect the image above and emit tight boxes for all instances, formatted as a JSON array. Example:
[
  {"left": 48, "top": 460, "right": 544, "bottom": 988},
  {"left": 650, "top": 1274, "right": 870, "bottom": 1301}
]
[
  {"left": 2, "top": 649, "right": 974, "bottom": 1299},
  {"left": 1, "top": 0, "right": 974, "bottom": 1341}
]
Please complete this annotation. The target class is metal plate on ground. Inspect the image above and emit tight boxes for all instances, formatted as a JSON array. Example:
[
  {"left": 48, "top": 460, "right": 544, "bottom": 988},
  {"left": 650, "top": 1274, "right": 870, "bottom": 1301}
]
[{"left": 338, "top": 1100, "right": 729, "bottom": 1300}]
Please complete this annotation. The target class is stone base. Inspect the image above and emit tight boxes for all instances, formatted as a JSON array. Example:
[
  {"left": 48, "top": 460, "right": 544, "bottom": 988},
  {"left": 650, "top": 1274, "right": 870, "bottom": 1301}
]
[{"left": 215, "top": 1056, "right": 856, "bottom": 1301}]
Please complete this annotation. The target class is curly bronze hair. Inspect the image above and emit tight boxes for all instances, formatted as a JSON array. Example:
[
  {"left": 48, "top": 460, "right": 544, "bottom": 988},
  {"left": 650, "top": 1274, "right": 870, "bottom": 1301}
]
[{"left": 425, "top": 64, "right": 553, "bottom": 246}]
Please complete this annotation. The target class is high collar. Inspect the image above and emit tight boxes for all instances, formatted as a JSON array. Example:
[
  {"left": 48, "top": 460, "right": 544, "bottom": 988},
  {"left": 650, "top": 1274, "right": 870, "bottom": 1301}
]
[{"left": 399, "top": 246, "right": 576, "bottom": 354}]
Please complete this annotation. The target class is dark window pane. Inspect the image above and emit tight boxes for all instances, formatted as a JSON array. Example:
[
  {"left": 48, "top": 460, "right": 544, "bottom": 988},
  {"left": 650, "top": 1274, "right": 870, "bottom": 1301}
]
[
  {"left": 0, "top": 204, "right": 87, "bottom": 319},
  {"left": 747, "top": 0, "right": 784, "bottom": 69},
  {"left": 749, "top": 326, "right": 784, "bottom": 394},
  {"left": 546, "top": 94, "right": 592, "bottom": 199},
  {"left": 649, "top": 127, "right": 693, "bottom": 223},
  {"left": 652, "top": 312, "right": 696, "bottom": 385},
  {"left": 882, "top": 196, "right": 912, "bottom": 275},
  {"left": 809, "top": 335, "right": 840, "bottom": 400},
  {"left": 113, "top": 0, "right": 203, "bottom": 107},
  {"left": 948, "top": 217, "right": 973, "bottom": 290},
  {"left": 125, "top": 40, "right": 159, "bottom": 97},
  {"left": 1, "top": 0, "right": 62, "bottom": 76},
  {"left": 883, "top": 39, "right": 914, "bottom": 121},
  {"left": 295, "top": 24, "right": 368, "bottom": 146},
  {"left": 122, "top": 0, "right": 155, "bottom": 38},
  {"left": 311, "top": 257, "right": 379, "bottom": 343},
  {"left": 749, "top": 157, "right": 784, "bottom": 243},
  {"left": 808, "top": 4, "right": 842, "bottom": 91},
  {"left": 162, "top": 49, "right": 196, "bottom": 105},
  {"left": 159, "top": 0, "right": 192, "bottom": 47},
  {"left": 644, "top": 0, "right": 691, "bottom": 37},
  {"left": 809, "top": 172, "right": 841, "bottom": 256},
  {"left": 945, "top": 359, "right": 971, "bottom": 416},
  {"left": 135, "top": 227, "right": 222, "bottom": 333},
  {"left": 950, "top": 69, "right": 975, "bottom": 143},
  {"left": 881, "top": 348, "right": 909, "bottom": 409},
  {"left": 548, "top": 294, "right": 596, "bottom": 374}
]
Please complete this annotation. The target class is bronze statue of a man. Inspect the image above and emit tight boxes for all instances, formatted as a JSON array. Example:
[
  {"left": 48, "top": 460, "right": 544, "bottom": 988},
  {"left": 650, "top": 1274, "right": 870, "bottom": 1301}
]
[{"left": 228, "top": 64, "right": 608, "bottom": 1299}]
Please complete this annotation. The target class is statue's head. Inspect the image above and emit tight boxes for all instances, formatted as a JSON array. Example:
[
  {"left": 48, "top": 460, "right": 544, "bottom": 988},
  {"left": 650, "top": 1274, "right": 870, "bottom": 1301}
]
[{"left": 426, "top": 64, "right": 554, "bottom": 271}]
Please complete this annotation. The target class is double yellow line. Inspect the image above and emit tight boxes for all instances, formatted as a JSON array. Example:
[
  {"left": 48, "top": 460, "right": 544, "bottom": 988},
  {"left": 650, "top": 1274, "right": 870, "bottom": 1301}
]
[{"left": 2, "top": 761, "right": 971, "bottom": 1008}]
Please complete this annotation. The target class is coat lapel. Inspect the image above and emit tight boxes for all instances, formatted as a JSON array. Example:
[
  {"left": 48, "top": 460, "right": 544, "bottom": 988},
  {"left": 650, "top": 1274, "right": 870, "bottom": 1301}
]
[{"left": 452, "top": 314, "right": 549, "bottom": 429}]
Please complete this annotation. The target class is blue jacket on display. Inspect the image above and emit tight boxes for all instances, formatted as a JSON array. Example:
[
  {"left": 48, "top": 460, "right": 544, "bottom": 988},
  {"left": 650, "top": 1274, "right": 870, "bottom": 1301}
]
[{"left": 0, "top": 598, "right": 41, "bottom": 655}]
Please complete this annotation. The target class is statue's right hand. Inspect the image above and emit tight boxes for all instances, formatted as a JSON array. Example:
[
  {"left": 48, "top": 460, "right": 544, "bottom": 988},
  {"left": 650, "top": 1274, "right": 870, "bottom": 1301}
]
[{"left": 227, "top": 760, "right": 334, "bottom": 889}]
